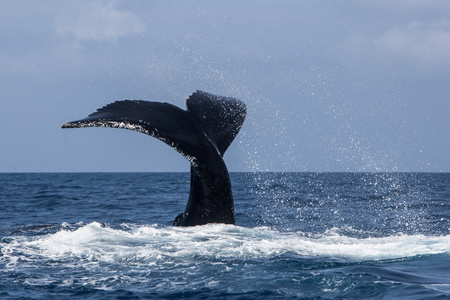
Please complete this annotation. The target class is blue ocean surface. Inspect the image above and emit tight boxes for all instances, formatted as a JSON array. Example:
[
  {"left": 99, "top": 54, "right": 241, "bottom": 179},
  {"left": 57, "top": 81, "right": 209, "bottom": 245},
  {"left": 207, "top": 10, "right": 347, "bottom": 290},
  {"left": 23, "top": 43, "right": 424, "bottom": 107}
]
[{"left": 1, "top": 172, "right": 449, "bottom": 299}]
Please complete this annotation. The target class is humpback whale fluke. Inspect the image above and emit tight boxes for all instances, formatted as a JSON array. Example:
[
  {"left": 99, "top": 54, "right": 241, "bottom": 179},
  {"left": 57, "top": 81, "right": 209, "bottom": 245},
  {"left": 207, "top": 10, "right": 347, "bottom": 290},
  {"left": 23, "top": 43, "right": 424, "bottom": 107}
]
[{"left": 62, "top": 90, "right": 246, "bottom": 226}]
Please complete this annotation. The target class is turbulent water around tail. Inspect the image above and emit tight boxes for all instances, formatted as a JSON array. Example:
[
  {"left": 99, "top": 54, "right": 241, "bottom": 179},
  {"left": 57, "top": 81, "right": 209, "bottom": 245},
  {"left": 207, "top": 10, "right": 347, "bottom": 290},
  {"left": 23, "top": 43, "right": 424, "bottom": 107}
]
[{"left": 1, "top": 173, "right": 449, "bottom": 299}]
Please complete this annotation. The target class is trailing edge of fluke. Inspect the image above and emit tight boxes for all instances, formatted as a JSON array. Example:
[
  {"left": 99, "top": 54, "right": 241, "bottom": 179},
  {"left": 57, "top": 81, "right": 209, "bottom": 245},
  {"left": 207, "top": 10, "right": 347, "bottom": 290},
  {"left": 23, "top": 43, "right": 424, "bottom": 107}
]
[{"left": 62, "top": 90, "right": 246, "bottom": 226}]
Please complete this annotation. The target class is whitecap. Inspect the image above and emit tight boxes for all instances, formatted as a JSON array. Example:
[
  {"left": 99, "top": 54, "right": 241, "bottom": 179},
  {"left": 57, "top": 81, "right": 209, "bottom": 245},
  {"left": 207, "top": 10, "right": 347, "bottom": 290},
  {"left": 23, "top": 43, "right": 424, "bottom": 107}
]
[{"left": 2, "top": 222, "right": 449, "bottom": 267}]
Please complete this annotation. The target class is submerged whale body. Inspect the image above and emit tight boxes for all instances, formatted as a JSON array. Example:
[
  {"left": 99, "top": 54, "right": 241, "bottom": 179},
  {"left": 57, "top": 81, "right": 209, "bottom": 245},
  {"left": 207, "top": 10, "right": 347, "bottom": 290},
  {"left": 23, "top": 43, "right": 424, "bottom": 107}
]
[{"left": 62, "top": 90, "right": 246, "bottom": 226}]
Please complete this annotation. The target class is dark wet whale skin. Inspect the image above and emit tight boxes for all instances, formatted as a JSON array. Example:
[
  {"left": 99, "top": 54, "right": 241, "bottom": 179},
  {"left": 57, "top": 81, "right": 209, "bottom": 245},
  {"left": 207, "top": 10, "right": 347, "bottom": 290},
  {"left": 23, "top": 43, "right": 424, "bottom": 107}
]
[{"left": 62, "top": 90, "right": 246, "bottom": 226}]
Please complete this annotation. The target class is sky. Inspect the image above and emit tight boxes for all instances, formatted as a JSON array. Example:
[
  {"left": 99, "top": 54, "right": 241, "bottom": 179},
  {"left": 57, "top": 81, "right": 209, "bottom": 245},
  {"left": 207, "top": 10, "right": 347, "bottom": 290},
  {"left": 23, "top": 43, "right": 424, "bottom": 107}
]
[{"left": 1, "top": 1, "right": 449, "bottom": 172}]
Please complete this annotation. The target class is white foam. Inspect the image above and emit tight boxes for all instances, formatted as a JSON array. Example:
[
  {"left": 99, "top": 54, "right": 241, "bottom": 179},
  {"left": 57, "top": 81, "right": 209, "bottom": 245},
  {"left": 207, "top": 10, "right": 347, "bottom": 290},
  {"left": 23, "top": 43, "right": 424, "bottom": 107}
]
[{"left": 2, "top": 222, "right": 449, "bottom": 268}]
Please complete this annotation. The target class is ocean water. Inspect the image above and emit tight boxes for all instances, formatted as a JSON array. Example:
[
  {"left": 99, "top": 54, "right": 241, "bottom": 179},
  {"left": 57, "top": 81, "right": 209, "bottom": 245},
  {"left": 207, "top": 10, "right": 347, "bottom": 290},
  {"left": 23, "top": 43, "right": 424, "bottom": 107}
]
[{"left": 1, "top": 172, "right": 449, "bottom": 299}]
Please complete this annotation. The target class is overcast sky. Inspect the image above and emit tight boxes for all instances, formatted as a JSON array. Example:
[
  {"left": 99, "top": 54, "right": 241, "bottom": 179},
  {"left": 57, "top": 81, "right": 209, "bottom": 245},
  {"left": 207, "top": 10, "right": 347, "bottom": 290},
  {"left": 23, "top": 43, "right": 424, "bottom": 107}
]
[{"left": 1, "top": 1, "right": 449, "bottom": 172}]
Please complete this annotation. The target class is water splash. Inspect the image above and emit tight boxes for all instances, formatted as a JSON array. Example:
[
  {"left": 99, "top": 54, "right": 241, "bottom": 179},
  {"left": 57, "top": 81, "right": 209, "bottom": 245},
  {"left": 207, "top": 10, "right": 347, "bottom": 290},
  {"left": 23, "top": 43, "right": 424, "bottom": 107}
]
[{"left": 2, "top": 222, "right": 449, "bottom": 268}]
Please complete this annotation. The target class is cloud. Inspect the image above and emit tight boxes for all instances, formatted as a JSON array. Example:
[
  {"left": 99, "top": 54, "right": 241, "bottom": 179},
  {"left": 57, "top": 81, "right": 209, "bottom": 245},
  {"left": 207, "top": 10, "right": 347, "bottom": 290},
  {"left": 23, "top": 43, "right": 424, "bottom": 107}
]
[
  {"left": 342, "top": 19, "right": 450, "bottom": 72},
  {"left": 375, "top": 20, "right": 450, "bottom": 71},
  {"left": 357, "top": 0, "right": 450, "bottom": 15},
  {"left": 55, "top": 1, "right": 145, "bottom": 42}
]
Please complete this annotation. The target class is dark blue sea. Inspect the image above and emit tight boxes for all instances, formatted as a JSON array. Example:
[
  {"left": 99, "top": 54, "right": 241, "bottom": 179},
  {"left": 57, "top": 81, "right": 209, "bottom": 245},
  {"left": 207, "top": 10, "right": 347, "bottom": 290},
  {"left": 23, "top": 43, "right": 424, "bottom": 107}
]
[{"left": 1, "top": 172, "right": 449, "bottom": 299}]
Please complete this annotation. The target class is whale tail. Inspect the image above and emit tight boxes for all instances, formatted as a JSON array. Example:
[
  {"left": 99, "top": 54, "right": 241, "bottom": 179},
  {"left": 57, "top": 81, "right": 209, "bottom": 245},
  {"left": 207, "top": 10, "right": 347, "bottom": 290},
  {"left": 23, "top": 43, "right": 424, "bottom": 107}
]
[
  {"left": 62, "top": 90, "right": 246, "bottom": 163},
  {"left": 62, "top": 90, "right": 246, "bottom": 226}
]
